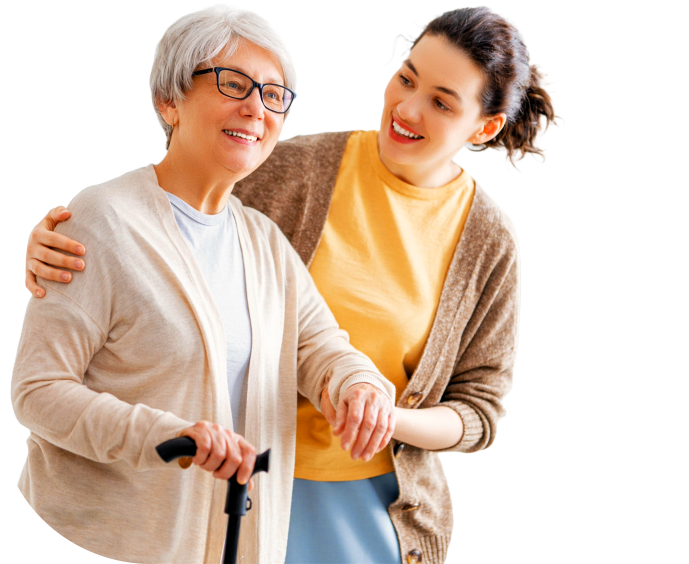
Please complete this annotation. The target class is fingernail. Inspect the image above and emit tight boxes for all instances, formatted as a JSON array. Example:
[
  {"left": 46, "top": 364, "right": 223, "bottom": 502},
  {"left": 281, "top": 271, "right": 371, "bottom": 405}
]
[
  {"left": 35, "top": 290, "right": 43, "bottom": 297},
  {"left": 60, "top": 272, "right": 71, "bottom": 281},
  {"left": 74, "top": 259, "right": 85, "bottom": 269},
  {"left": 75, "top": 246, "right": 85, "bottom": 255}
]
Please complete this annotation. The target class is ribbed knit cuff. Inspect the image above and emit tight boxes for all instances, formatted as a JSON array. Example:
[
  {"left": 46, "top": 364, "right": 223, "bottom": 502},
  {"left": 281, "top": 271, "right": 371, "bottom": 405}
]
[
  {"left": 437, "top": 401, "right": 483, "bottom": 452},
  {"left": 418, "top": 534, "right": 451, "bottom": 564},
  {"left": 329, "top": 372, "right": 396, "bottom": 409}
]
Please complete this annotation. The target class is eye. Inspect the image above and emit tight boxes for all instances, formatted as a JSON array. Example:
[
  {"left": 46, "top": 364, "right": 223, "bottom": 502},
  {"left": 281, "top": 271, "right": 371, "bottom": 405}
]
[
  {"left": 399, "top": 74, "right": 413, "bottom": 86},
  {"left": 435, "top": 99, "right": 450, "bottom": 112}
]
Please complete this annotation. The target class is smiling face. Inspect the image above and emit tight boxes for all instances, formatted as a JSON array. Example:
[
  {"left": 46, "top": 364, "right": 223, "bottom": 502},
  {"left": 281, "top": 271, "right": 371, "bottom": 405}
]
[
  {"left": 378, "top": 34, "right": 505, "bottom": 187},
  {"left": 162, "top": 40, "right": 285, "bottom": 182}
]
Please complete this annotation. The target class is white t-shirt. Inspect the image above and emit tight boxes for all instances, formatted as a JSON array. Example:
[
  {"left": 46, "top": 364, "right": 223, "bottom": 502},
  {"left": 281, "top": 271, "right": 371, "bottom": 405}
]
[{"left": 166, "top": 192, "right": 252, "bottom": 432}]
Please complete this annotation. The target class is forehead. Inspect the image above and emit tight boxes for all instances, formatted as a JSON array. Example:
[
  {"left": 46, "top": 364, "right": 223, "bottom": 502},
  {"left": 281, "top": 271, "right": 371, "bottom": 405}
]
[
  {"left": 408, "top": 35, "right": 484, "bottom": 104},
  {"left": 214, "top": 40, "right": 285, "bottom": 85}
]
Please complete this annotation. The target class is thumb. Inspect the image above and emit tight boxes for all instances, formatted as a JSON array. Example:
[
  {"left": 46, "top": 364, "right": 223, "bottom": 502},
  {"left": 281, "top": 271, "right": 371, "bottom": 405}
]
[
  {"left": 44, "top": 207, "right": 71, "bottom": 230},
  {"left": 333, "top": 398, "right": 348, "bottom": 436}
]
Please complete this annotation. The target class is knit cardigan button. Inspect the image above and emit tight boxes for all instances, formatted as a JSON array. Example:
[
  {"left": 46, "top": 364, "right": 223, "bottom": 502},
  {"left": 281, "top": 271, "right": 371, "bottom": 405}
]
[
  {"left": 407, "top": 549, "right": 423, "bottom": 563},
  {"left": 406, "top": 392, "right": 423, "bottom": 406}
]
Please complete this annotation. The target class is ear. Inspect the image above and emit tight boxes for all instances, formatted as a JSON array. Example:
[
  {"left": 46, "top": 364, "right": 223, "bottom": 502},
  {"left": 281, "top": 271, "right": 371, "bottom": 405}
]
[
  {"left": 468, "top": 113, "right": 507, "bottom": 144},
  {"left": 157, "top": 98, "right": 178, "bottom": 128}
]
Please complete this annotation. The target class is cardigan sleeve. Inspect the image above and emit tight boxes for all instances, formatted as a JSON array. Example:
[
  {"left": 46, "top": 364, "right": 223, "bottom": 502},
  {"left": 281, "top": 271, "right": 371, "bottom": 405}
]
[
  {"left": 11, "top": 289, "right": 192, "bottom": 470},
  {"left": 436, "top": 241, "right": 519, "bottom": 454},
  {"left": 12, "top": 181, "right": 195, "bottom": 471}
]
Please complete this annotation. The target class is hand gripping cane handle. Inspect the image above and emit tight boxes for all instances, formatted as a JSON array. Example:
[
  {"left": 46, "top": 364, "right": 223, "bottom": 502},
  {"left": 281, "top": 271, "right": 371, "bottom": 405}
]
[
  {"left": 156, "top": 437, "right": 270, "bottom": 515},
  {"left": 156, "top": 437, "right": 271, "bottom": 563}
]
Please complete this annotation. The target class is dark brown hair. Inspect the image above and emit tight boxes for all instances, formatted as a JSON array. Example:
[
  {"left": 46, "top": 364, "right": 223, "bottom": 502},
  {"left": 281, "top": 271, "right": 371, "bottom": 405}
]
[{"left": 413, "top": 7, "right": 555, "bottom": 163}]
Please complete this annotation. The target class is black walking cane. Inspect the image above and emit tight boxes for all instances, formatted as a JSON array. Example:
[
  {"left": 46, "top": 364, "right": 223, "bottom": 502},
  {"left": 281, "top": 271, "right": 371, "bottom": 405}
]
[{"left": 156, "top": 437, "right": 270, "bottom": 564}]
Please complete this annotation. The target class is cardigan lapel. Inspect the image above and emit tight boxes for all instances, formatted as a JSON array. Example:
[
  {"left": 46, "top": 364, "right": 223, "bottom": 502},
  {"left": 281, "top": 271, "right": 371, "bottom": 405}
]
[
  {"left": 400, "top": 186, "right": 499, "bottom": 405},
  {"left": 139, "top": 165, "right": 232, "bottom": 429}
]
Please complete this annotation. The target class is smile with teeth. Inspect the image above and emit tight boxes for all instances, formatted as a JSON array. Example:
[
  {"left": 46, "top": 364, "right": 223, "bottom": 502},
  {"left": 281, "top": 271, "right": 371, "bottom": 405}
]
[
  {"left": 392, "top": 119, "right": 423, "bottom": 139},
  {"left": 223, "top": 130, "right": 259, "bottom": 142}
]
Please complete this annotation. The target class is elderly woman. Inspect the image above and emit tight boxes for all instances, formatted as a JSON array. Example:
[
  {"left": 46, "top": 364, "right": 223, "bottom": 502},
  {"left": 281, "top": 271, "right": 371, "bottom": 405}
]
[{"left": 11, "top": 7, "right": 395, "bottom": 564}]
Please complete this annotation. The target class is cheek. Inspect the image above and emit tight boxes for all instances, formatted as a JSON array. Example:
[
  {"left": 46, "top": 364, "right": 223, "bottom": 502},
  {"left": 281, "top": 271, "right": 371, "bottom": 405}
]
[{"left": 382, "top": 80, "right": 399, "bottom": 109}]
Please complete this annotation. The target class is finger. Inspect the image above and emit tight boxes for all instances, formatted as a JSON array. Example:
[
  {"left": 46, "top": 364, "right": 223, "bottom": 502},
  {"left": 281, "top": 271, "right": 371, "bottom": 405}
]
[
  {"left": 200, "top": 424, "right": 229, "bottom": 473},
  {"left": 349, "top": 404, "right": 379, "bottom": 460},
  {"left": 27, "top": 258, "right": 74, "bottom": 284},
  {"left": 44, "top": 206, "right": 72, "bottom": 230},
  {"left": 360, "top": 408, "right": 389, "bottom": 462},
  {"left": 32, "top": 245, "right": 84, "bottom": 270},
  {"left": 340, "top": 400, "right": 365, "bottom": 452},
  {"left": 333, "top": 399, "right": 348, "bottom": 437},
  {"left": 248, "top": 478, "right": 255, "bottom": 492},
  {"left": 178, "top": 457, "right": 193, "bottom": 469},
  {"left": 213, "top": 431, "right": 243, "bottom": 480},
  {"left": 33, "top": 229, "right": 86, "bottom": 257},
  {"left": 234, "top": 437, "right": 256, "bottom": 485},
  {"left": 185, "top": 422, "right": 212, "bottom": 467},
  {"left": 320, "top": 386, "right": 337, "bottom": 427},
  {"left": 26, "top": 270, "right": 45, "bottom": 298},
  {"left": 377, "top": 411, "right": 396, "bottom": 453},
  {"left": 176, "top": 427, "right": 203, "bottom": 468}
]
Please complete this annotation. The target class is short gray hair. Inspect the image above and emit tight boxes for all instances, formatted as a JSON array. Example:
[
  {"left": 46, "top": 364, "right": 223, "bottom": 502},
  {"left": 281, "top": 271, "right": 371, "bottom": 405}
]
[{"left": 150, "top": 5, "right": 296, "bottom": 148}]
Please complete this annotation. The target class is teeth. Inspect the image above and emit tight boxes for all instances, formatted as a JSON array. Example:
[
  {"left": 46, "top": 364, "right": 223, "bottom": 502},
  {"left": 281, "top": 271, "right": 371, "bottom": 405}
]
[
  {"left": 223, "top": 130, "right": 258, "bottom": 142},
  {"left": 392, "top": 120, "right": 422, "bottom": 139}
]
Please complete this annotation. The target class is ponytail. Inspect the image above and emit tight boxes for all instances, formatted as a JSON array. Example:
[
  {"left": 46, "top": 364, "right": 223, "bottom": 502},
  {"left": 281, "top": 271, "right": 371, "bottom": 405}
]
[{"left": 486, "top": 66, "right": 556, "bottom": 161}]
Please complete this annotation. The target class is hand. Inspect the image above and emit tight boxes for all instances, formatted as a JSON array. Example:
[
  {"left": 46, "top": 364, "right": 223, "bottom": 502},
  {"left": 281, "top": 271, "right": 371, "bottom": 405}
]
[
  {"left": 320, "top": 384, "right": 337, "bottom": 427},
  {"left": 331, "top": 383, "right": 396, "bottom": 462},
  {"left": 26, "top": 206, "right": 86, "bottom": 298},
  {"left": 176, "top": 421, "right": 256, "bottom": 488}
]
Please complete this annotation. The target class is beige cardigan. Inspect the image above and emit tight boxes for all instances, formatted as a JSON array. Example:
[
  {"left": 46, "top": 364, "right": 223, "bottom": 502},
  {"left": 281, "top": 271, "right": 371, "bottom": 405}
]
[
  {"left": 11, "top": 165, "right": 394, "bottom": 564},
  {"left": 233, "top": 132, "right": 520, "bottom": 564}
]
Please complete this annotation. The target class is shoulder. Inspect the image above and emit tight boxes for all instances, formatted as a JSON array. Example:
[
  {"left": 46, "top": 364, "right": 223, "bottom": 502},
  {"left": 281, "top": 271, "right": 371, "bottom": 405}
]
[
  {"left": 230, "top": 196, "right": 293, "bottom": 252},
  {"left": 66, "top": 166, "right": 154, "bottom": 220},
  {"left": 470, "top": 184, "right": 519, "bottom": 260},
  {"left": 58, "top": 166, "right": 158, "bottom": 245},
  {"left": 273, "top": 131, "right": 353, "bottom": 158},
  {"left": 237, "top": 131, "right": 352, "bottom": 188}
]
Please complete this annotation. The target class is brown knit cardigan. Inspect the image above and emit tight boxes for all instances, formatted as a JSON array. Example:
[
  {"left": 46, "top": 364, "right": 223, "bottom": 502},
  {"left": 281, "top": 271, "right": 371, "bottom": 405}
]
[{"left": 234, "top": 131, "right": 519, "bottom": 564}]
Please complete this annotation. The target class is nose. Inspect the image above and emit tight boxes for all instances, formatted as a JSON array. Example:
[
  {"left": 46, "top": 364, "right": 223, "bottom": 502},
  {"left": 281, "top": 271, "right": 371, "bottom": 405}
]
[
  {"left": 396, "top": 91, "right": 422, "bottom": 124},
  {"left": 239, "top": 86, "right": 265, "bottom": 119}
]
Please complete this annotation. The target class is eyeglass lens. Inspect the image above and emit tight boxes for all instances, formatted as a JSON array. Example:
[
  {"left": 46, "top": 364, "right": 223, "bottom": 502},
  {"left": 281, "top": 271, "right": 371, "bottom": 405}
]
[{"left": 218, "top": 69, "right": 293, "bottom": 112}]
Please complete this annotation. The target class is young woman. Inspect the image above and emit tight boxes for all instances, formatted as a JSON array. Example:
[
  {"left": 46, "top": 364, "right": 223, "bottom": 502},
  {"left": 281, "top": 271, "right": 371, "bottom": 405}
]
[{"left": 24, "top": 7, "right": 555, "bottom": 564}]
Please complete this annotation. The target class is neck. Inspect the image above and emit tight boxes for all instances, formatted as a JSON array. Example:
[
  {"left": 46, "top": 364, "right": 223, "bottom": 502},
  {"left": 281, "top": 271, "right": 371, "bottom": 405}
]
[{"left": 154, "top": 144, "right": 242, "bottom": 215}]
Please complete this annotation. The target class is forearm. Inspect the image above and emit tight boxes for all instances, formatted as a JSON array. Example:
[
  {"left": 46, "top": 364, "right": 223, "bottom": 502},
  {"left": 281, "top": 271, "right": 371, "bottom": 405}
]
[
  {"left": 392, "top": 405, "right": 464, "bottom": 451},
  {"left": 294, "top": 255, "right": 394, "bottom": 409},
  {"left": 12, "top": 291, "right": 191, "bottom": 470}
]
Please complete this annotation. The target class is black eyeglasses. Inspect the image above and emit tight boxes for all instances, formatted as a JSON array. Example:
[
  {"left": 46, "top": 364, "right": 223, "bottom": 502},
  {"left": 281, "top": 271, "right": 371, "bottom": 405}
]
[{"left": 192, "top": 67, "right": 296, "bottom": 114}]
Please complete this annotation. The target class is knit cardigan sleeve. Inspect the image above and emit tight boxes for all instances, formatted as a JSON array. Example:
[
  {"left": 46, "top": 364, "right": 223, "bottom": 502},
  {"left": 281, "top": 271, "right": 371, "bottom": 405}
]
[
  {"left": 12, "top": 184, "right": 195, "bottom": 471},
  {"left": 436, "top": 212, "right": 519, "bottom": 453}
]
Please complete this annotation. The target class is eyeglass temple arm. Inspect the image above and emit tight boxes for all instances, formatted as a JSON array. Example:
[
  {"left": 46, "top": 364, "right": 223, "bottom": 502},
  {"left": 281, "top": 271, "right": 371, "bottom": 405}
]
[{"left": 191, "top": 68, "right": 215, "bottom": 77}]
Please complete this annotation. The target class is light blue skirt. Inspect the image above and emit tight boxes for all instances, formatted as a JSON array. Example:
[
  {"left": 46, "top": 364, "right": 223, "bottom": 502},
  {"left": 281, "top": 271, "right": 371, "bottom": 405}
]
[{"left": 285, "top": 472, "right": 402, "bottom": 564}]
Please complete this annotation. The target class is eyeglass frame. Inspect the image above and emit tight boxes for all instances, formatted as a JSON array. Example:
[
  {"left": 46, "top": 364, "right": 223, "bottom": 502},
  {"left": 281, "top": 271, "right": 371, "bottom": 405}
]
[{"left": 191, "top": 67, "right": 296, "bottom": 114}]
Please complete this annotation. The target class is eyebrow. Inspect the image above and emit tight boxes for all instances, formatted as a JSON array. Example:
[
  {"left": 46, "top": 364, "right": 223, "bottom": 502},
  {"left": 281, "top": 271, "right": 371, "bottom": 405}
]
[
  {"left": 402, "top": 59, "right": 462, "bottom": 103},
  {"left": 225, "top": 65, "right": 284, "bottom": 86}
]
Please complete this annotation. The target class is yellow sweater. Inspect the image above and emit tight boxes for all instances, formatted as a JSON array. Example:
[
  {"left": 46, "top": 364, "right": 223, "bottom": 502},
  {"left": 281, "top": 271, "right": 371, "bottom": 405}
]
[{"left": 295, "top": 131, "right": 475, "bottom": 481}]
